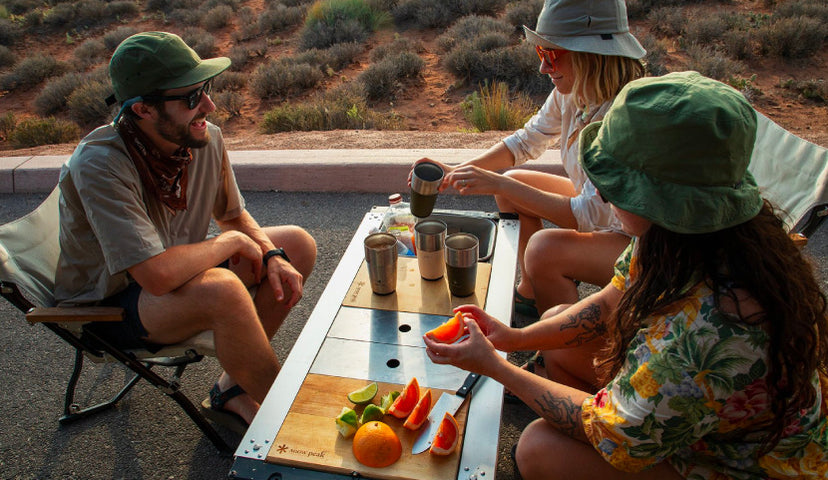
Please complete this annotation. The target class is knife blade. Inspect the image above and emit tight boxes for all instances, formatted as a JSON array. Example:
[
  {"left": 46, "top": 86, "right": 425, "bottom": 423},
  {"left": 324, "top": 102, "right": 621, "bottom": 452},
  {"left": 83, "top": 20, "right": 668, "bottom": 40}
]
[{"left": 412, "top": 372, "right": 482, "bottom": 454}]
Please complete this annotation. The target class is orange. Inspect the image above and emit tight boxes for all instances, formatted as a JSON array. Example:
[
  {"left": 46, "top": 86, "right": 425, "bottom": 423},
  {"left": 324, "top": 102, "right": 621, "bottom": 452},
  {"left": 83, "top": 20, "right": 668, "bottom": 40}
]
[
  {"left": 402, "top": 389, "right": 431, "bottom": 430},
  {"left": 425, "top": 311, "right": 465, "bottom": 344},
  {"left": 429, "top": 412, "right": 459, "bottom": 456},
  {"left": 387, "top": 377, "right": 419, "bottom": 419},
  {"left": 352, "top": 421, "right": 403, "bottom": 468}
]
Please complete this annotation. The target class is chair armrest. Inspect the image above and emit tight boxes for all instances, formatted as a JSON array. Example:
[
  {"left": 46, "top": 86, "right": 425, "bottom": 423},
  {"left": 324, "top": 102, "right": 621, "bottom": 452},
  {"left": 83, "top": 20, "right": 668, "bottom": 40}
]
[{"left": 26, "top": 306, "right": 124, "bottom": 324}]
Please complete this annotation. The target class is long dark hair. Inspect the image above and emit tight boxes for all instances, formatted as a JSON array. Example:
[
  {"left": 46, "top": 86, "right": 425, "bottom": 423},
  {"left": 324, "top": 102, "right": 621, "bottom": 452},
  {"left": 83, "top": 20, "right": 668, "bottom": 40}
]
[{"left": 596, "top": 201, "right": 827, "bottom": 453}]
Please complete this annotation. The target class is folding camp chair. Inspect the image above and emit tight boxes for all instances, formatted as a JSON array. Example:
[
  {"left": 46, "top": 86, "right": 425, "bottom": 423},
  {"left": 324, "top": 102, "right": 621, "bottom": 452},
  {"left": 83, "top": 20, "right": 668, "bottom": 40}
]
[
  {"left": 749, "top": 112, "right": 828, "bottom": 245},
  {"left": 0, "top": 187, "right": 233, "bottom": 454}
]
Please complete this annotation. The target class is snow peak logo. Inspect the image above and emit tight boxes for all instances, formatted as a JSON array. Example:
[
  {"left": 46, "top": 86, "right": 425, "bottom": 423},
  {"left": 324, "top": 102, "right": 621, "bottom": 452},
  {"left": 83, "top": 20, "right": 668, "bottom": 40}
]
[{"left": 277, "top": 444, "right": 326, "bottom": 459}]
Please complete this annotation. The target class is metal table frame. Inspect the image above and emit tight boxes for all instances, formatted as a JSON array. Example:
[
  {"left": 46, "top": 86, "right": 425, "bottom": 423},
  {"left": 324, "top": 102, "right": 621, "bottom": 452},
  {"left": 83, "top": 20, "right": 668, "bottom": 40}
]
[{"left": 229, "top": 207, "right": 519, "bottom": 480}]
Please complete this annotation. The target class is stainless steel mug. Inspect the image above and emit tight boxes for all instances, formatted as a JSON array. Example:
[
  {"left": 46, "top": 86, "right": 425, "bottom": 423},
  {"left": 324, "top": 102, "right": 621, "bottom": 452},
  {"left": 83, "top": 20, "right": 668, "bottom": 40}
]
[
  {"left": 410, "top": 162, "right": 444, "bottom": 218},
  {"left": 364, "top": 232, "right": 398, "bottom": 295},
  {"left": 414, "top": 219, "right": 447, "bottom": 280},
  {"left": 445, "top": 233, "right": 479, "bottom": 297}
]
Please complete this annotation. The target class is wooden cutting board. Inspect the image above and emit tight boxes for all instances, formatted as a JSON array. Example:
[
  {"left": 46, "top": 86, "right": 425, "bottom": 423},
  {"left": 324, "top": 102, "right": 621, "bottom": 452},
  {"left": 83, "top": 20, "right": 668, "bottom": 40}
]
[
  {"left": 267, "top": 374, "right": 468, "bottom": 480},
  {"left": 342, "top": 256, "right": 491, "bottom": 316}
]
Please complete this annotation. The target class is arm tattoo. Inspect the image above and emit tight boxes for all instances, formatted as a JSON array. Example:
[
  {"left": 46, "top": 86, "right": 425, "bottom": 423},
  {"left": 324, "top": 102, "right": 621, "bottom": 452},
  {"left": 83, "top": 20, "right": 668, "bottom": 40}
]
[
  {"left": 560, "top": 303, "right": 606, "bottom": 346},
  {"left": 534, "top": 392, "right": 583, "bottom": 438}
]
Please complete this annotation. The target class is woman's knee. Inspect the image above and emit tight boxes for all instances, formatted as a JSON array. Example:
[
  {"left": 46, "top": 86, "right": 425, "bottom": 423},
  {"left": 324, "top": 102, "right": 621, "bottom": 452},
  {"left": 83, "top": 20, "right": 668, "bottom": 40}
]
[{"left": 515, "top": 420, "right": 573, "bottom": 479}]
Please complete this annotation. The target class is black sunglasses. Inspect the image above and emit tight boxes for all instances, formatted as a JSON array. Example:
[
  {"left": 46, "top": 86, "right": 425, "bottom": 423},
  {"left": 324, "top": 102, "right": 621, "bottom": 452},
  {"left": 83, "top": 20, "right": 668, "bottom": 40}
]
[{"left": 142, "top": 80, "right": 212, "bottom": 110}]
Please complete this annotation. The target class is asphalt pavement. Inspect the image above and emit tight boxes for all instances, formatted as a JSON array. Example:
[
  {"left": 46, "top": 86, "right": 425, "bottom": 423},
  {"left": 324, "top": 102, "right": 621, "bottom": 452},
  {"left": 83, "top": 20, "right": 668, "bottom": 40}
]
[{"left": 1, "top": 190, "right": 826, "bottom": 480}]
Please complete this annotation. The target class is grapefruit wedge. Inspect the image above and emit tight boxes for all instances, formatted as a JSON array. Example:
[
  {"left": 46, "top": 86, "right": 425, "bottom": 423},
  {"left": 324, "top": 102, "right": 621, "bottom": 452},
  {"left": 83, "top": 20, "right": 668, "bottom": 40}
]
[
  {"left": 403, "top": 389, "right": 431, "bottom": 430},
  {"left": 425, "top": 311, "right": 465, "bottom": 344},
  {"left": 429, "top": 412, "right": 460, "bottom": 455},
  {"left": 387, "top": 377, "right": 419, "bottom": 419}
]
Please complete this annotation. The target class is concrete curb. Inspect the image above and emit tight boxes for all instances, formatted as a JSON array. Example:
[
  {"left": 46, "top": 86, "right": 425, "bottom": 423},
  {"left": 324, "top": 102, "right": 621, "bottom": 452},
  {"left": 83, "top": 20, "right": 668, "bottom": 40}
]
[{"left": 1, "top": 149, "right": 563, "bottom": 193}]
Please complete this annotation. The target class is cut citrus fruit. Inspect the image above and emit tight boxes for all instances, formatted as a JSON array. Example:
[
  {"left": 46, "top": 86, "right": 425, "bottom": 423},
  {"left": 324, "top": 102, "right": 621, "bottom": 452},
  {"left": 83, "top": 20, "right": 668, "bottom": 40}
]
[
  {"left": 425, "top": 311, "right": 465, "bottom": 344},
  {"left": 387, "top": 377, "right": 419, "bottom": 419},
  {"left": 360, "top": 404, "right": 385, "bottom": 424},
  {"left": 429, "top": 412, "right": 460, "bottom": 455},
  {"left": 379, "top": 391, "right": 400, "bottom": 413},
  {"left": 347, "top": 382, "right": 379, "bottom": 405},
  {"left": 352, "top": 421, "right": 403, "bottom": 468},
  {"left": 403, "top": 389, "right": 431, "bottom": 430},
  {"left": 335, "top": 406, "right": 359, "bottom": 438}
]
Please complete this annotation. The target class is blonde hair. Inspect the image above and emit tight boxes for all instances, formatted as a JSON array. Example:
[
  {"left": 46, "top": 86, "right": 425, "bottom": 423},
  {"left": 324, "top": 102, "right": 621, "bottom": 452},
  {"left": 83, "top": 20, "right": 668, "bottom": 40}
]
[{"left": 569, "top": 52, "right": 645, "bottom": 109}]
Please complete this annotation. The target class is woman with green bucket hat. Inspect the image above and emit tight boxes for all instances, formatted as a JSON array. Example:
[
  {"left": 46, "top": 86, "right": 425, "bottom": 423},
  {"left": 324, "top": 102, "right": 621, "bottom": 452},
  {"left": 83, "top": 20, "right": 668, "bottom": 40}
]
[
  {"left": 411, "top": 0, "right": 646, "bottom": 321},
  {"left": 424, "top": 72, "right": 828, "bottom": 479}
]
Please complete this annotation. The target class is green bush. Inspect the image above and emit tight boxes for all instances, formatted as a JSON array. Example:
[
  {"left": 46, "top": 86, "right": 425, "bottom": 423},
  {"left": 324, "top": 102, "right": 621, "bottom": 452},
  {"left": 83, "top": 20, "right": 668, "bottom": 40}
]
[
  {"left": 462, "top": 81, "right": 535, "bottom": 132},
  {"left": 0, "top": 17, "right": 22, "bottom": 46},
  {"left": 722, "top": 29, "right": 753, "bottom": 60},
  {"left": 73, "top": 38, "right": 108, "bottom": 68},
  {"left": 647, "top": 7, "right": 685, "bottom": 38},
  {"left": 105, "top": 0, "right": 140, "bottom": 18},
  {"left": 757, "top": 16, "right": 826, "bottom": 58},
  {"left": 181, "top": 27, "right": 216, "bottom": 58},
  {"left": 75, "top": 0, "right": 108, "bottom": 28},
  {"left": 294, "top": 42, "right": 363, "bottom": 71},
  {"left": 203, "top": 4, "right": 233, "bottom": 31},
  {"left": 639, "top": 33, "right": 669, "bottom": 76},
  {"left": 774, "top": 0, "right": 828, "bottom": 24},
  {"left": 0, "top": 112, "right": 15, "bottom": 141},
  {"left": 35, "top": 72, "right": 85, "bottom": 116},
  {"left": 3, "top": 0, "right": 40, "bottom": 16},
  {"left": 781, "top": 78, "right": 826, "bottom": 103},
  {"left": 0, "top": 45, "right": 15, "bottom": 69},
  {"left": 66, "top": 81, "right": 116, "bottom": 126},
  {"left": 505, "top": 0, "right": 542, "bottom": 31},
  {"left": 213, "top": 91, "right": 245, "bottom": 116},
  {"left": 728, "top": 74, "right": 762, "bottom": 102},
  {"left": 359, "top": 51, "right": 424, "bottom": 100},
  {"left": 9, "top": 116, "right": 80, "bottom": 148},
  {"left": 42, "top": 3, "right": 77, "bottom": 29},
  {"left": 436, "top": 14, "right": 513, "bottom": 52},
  {"left": 250, "top": 59, "right": 324, "bottom": 98},
  {"left": 392, "top": 0, "right": 506, "bottom": 29},
  {"left": 300, "top": 0, "right": 390, "bottom": 49},
  {"left": 103, "top": 26, "right": 140, "bottom": 51},
  {"left": 0, "top": 54, "right": 66, "bottom": 91},
  {"left": 214, "top": 71, "right": 247, "bottom": 91},
  {"left": 685, "top": 44, "right": 744, "bottom": 81},
  {"left": 258, "top": 4, "right": 306, "bottom": 34},
  {"left": 370, "top": 36, "right": 423, "bottom": 62}
]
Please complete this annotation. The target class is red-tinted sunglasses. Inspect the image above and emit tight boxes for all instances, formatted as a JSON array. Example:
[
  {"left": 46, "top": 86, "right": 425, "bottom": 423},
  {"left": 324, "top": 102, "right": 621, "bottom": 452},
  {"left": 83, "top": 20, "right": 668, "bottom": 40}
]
[{"left": 535, "top": 45, "right": 569, "bottom": 70}]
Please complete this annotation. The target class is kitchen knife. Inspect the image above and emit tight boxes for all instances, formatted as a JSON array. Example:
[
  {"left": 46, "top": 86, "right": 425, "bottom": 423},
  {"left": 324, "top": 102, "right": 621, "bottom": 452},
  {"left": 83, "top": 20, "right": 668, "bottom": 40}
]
[{"left": 412, "top": 372, "right": 482, "bottom": 454}]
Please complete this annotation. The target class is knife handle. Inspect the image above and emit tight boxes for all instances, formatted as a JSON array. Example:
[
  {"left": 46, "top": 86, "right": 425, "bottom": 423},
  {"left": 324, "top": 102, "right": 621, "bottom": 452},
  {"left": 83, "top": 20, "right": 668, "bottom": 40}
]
[{"left": 455, "top": 372, "right": 481, "bottom": 398}]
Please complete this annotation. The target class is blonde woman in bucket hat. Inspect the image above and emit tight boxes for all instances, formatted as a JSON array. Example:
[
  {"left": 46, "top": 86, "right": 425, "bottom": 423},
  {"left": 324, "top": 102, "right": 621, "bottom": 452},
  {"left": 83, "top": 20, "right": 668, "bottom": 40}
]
[
  {"left": 411, "top": 0, "right": 645, "bottom": 322},
  {"left": 425, "top": 72, "right": 828, "bottom": 479}
]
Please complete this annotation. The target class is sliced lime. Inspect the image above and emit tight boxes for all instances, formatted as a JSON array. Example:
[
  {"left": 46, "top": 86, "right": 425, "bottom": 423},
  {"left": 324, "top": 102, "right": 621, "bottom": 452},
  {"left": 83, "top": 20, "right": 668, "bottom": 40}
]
[
  {"left": 360, "top": 404, "right": 385, "bottom": 424},
  {"left": 335, "top": 406, "right": 358, "bottom": 438},
  {"left": 379, "top": 390, "right": 400, "bottom": 413},
  {"left": 347, "top": 382, "right": 379, "bottom": 405}
]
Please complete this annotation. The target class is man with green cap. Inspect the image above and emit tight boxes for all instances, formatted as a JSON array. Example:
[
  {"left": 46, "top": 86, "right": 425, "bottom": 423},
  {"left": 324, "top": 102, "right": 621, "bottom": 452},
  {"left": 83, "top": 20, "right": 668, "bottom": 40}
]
[{"left": 54, "top": 32, "right": 317, "bottom": 433}]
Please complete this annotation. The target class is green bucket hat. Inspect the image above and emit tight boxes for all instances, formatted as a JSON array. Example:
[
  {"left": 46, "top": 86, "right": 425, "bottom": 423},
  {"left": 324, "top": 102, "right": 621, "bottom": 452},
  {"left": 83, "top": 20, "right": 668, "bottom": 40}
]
[
  {"left": 579, "top": 71, "right": 762, "bottom": 234},
  {"left": 109, "top": 31, "right": 230, "bottom": 103}
]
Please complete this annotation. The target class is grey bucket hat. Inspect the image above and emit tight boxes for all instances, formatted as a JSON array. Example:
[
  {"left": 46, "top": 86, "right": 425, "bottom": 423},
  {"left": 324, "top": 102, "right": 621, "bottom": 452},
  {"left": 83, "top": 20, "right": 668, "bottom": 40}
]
[{"left": 524, "top": 0, "right": 646, "bottom": 59}]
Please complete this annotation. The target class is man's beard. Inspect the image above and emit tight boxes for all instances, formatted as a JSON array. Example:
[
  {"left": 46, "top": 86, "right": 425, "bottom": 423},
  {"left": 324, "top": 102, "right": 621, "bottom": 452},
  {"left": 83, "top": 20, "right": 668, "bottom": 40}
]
[{"left": 155, "top": 107, "right": 210, "bottom": 149}]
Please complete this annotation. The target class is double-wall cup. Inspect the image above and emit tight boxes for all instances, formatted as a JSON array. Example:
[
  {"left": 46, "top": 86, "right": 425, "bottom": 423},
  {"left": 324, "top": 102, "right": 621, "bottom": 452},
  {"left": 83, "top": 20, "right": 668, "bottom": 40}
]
[
  {"left": 364, "top": 233, "right": 398, "bottom": 295},
  {"left": 410, "top": 162, "right": 444, "bottom": 218},
  {"left": 445, "top": 233, "right": 479, "bottom": 297},
  {"left": 414, "top": 219, "right": 447, "bottom": 280}
]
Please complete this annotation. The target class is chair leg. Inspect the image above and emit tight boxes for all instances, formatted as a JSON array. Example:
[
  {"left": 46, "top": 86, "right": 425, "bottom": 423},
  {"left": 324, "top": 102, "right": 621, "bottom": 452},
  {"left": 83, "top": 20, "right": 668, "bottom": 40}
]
[{"left": 59, "top": 348, "right": 142, "bottom": 424}]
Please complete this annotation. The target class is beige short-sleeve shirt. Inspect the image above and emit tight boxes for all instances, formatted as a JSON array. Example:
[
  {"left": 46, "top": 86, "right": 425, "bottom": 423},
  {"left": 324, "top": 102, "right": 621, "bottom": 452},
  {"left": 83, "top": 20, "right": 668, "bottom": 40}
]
[{"left": 54, "top": 122, "right": 244, "bottom": 305}]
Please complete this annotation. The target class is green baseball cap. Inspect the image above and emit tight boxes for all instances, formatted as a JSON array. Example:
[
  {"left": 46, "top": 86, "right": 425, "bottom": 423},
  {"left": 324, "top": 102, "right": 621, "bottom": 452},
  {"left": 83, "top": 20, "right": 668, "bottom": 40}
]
[
  {"left": 579, "top": 71, "right": 762, "bottom": 234},
  {"left": 109, "top": 31, "right": 230, "bottom": 103}
]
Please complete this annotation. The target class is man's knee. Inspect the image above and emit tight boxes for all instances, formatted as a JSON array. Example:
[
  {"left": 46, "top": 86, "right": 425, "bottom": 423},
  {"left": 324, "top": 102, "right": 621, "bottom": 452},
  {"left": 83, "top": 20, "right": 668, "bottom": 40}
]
[{"left": 266, "top": 225, "right": 317, "bottom": 276}]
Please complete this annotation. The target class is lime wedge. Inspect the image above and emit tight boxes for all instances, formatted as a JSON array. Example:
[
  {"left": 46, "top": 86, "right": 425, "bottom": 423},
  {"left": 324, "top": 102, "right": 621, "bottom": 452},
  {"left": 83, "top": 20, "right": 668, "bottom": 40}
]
[
  {"left": 335, "top": 406, "right": 358, "bottom": 438},
  {"left": 379, "top": 390, "right": 400, "bottom": 413},
  {"left": 347, "top": 382, "right": 379, "bottom": 405},
  {"left": 360, "top": 404, "right": 385, "bottom": 424}
]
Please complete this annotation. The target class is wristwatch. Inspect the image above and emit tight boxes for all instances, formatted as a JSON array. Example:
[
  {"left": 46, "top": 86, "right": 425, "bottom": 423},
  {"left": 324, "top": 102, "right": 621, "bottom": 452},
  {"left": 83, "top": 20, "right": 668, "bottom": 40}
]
[{"left": 263, "top": 248, "right": 291, "bottom": 267}]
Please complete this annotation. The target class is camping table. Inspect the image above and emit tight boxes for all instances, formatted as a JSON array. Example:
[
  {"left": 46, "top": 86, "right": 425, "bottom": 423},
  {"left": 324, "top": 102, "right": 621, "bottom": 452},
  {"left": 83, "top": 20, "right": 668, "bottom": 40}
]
[{"left": 229, "top": 206, "right": 519, "bottom": 480}]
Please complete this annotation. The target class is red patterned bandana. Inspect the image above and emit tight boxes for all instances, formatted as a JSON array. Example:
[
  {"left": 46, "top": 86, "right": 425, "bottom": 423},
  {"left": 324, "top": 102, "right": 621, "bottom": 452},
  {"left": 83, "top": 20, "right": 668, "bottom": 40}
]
[{"left": 117, "top": 116, "right": 192, "bottom": 213}]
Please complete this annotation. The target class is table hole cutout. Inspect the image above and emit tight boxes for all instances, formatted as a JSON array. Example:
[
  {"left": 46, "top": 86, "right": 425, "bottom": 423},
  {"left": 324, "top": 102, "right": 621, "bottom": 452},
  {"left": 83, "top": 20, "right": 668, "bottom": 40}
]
[
  {"left": 386, "top": 359, "right": 400, "bottom": 368},
  {"left": 398, "top": 324, "right": 411, "bottom": 332}
]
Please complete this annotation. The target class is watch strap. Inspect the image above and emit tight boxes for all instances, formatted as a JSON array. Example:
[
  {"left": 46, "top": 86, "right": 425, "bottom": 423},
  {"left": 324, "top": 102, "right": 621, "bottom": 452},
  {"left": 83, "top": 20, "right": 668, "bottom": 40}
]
[{"left": 263, "top": 248, "right": 290, "bottom": 266}]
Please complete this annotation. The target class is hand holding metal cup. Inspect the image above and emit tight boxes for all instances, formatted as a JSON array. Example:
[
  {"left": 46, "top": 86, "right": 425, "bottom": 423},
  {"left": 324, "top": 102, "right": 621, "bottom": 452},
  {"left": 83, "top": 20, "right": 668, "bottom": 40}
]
[{"left": 410, "top": 162, "right": 445, "bottom": 218}]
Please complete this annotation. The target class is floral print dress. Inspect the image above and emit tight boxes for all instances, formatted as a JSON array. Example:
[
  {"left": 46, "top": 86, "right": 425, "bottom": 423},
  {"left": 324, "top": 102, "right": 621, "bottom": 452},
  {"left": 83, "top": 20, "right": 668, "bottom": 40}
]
[{"left": 581, "top": 239, "right": 828, "bottom": 479}]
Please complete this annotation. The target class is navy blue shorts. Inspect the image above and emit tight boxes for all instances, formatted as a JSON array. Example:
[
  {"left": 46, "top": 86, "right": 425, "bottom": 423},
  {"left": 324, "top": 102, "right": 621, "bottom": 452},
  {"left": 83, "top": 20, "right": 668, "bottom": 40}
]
[{"left": 82, "top": 260, "right": 231, "bottom": 352}]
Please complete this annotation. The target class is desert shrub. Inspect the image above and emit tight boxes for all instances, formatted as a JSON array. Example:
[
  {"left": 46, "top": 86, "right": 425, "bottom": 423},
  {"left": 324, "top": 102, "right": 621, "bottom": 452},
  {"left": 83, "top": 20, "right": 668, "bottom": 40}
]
[
  {"left": 258, "top": 4, "right": 306, "bottom": 34},
  {"left": 683, "top": 14, "right": 729, "bottom": 45},
  {"left": 685, "top": 44, "right": 744, "bottom": 81},
  {"left": 505, "top": 0, "right": 542, "bottom": 30},
  {"left": 436, "top": 15, "right": 513, "bottom": 52},
  {"left": 462, "top": 81, "right": 535, "bottom": 131},
  {"left": 169, "top": 7, "right": 202, "bottom": 24},
  {"left": 204, "top": 0, "right": 240, "bottom": 9},
  {"left": 3, "top": 0, "right": 40, "bottom": 16},
  {"left": 626, "top": 0, "right": 708, "bottom": 20},
  {"left": 647, "top": 7, "right": 685, "bottom": 38},
  {"left": 756, "top": 16, "right": 826, "bottom": 58},
  {"left": 181, "top": 27, "right": 216, "bottom": 58},
  {"left": 105, "top": 0, "right": 140, "bottom": 18},
  {"left": 67, "top": 80, "right": 115, "bottom": 126},
  {"left": 34, "top": 72, "right": 85, "bottom": 116},
  {"left": 250, "top": 59, "right": 324, "bottom": 98},
  {"left": 300, "top": 0, "right": 390, "bottom": 49},
  {"left": 721, "top": 29, "right": 753, "bottom": 60},
  {"left": 73, "top": 38, "right": 108, "bottom": 68},
  {"left": 359, "top": 51, "right": 424, "bottom": 100},
  {"left": 76, "top": 0, "right": 110, "bottom": 27},
  {"left": 103, "top": 26, "right": 139, "bottom": 51},
  {"left": 774, "top": 0, "right": 828, "bottom": 24},
  {"left": 294, "top": 42, "right": 362, "bottom": 71},
  {"left": 0, "top": 18, "right": 21, "bottom": 46},
  {"left": 0, "top": 45, "right": 14, "bottom": 69},
  {"left": 213, "top": 71, "right": 247, "bottom": 91},
  {"left": 0, "top": 54, "right": 66, "bottom": 91},
  {"left": 21, "top": 9, "right": 42, "bottom": 29},
  {"left": 370, "top": 37, "right": 423, "bottom": 62},
  {"left": 0, "top": 112, "right": 15, "bottom": 141},
  {"left": 9, "top": 116, "right": 80, "bottom": 148},
  {"left": 281, "top": 0, "right": 317, "bottom": 6},
  {"left": 639, "top": 33, "right": 669, "bottom": 76},
  {"left": 392, "top": 0, "right": 506, "bottom": 29},
  {"left": 728, "top": 74, "right": 762, "bottom": 102},
  {"left": 213, "top": 90, "right": 245, "bottom": 116},
  {"left": 781, "top": 78, "right": 827, "bottom": 103},
  {"left": 203, "top": 4, "right": 233, "bottom": 31},
  {"left": 0, "top": 5, "right": 7, "bottom": 18},
  {"left": 42, "top": 2, "right": 77, "bottom": 29}
]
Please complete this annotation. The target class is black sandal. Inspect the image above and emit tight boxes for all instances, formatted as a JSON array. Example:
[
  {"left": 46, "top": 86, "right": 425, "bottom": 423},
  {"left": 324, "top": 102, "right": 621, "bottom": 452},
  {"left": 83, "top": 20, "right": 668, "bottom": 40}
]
[
  {"left": 514, "top": 289, "right": 540, "bottom": 319},
  {"left": 200, "top": 383, "right": 249, "bottom": 435},
  {"left": 504, "top": 352, "right": 545, "bottom": 404}
]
